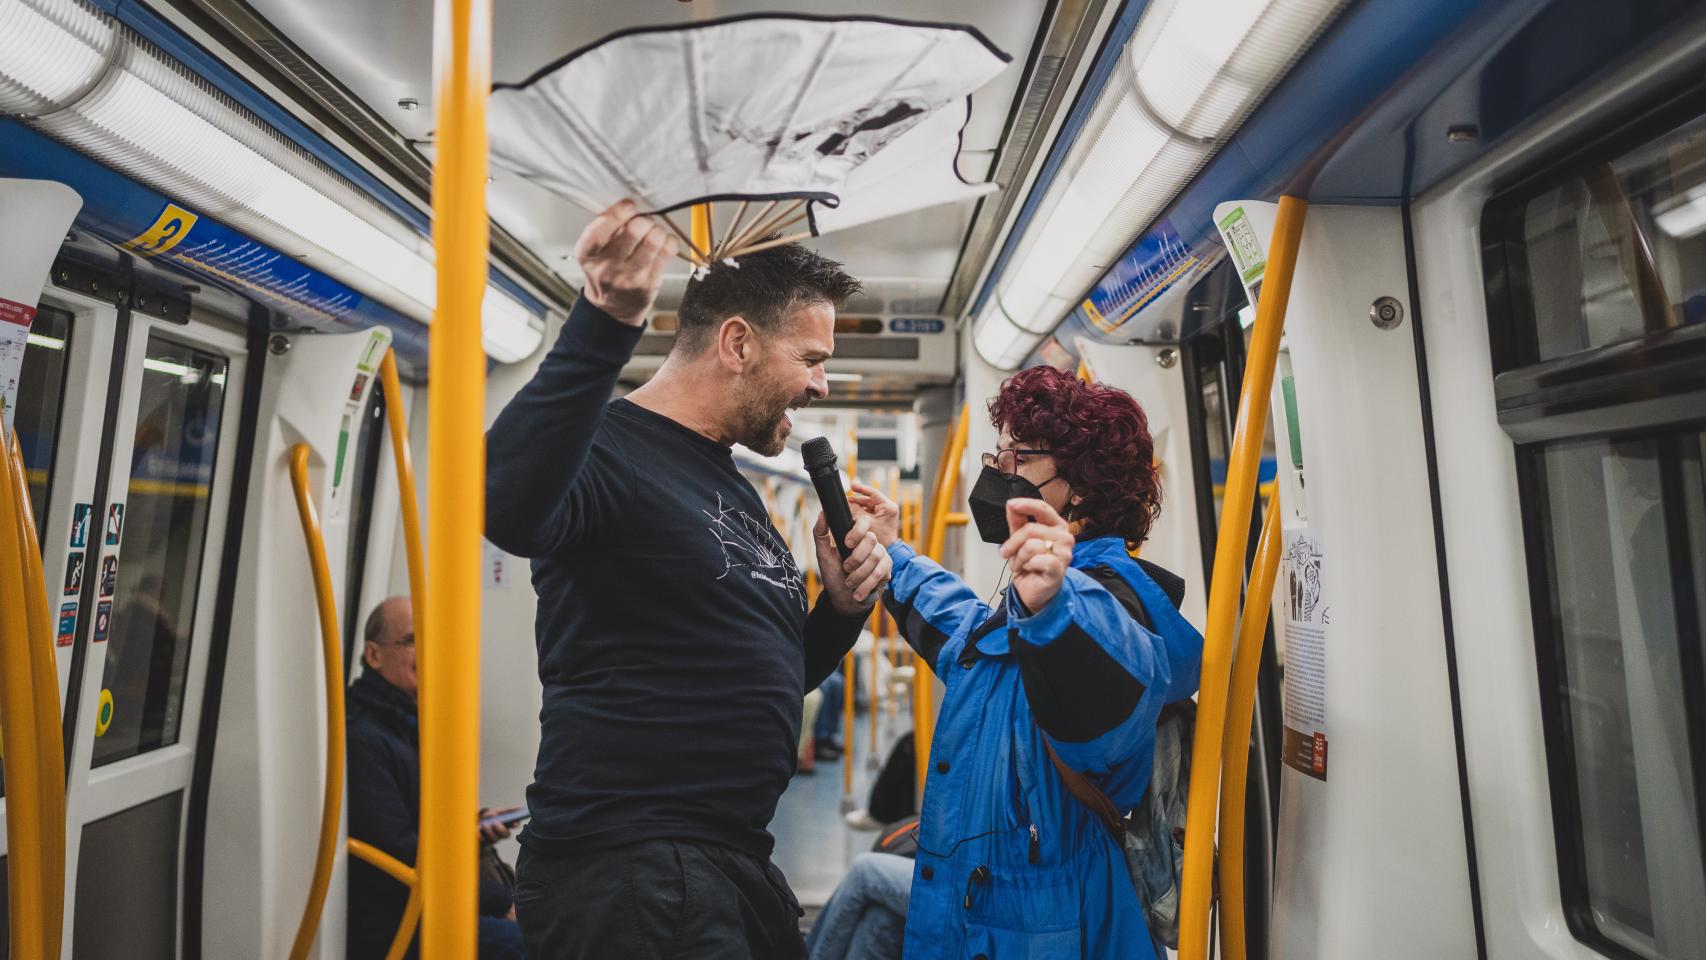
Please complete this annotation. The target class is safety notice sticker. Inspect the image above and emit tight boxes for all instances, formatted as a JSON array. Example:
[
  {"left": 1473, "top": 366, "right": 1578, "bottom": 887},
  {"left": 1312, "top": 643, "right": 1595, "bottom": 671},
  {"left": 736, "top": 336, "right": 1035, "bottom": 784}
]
[
  {"left": 1280, "top": 530, "right": 1329, "bottom": 780},
  {"left": 70, "top": 503, "right": 92, "bottom": 548},
  {"left": 63, "top": 551, "right": 86, "bottom": 596},
  {"left": 105, "top": 503, "right": 124, "bottom": 545},
  {"left": 58, "top": 603, "right": 78, "bottom": 647},
  {"left": 0, "top": 296, "right": 36, "bottom": 437},
  {"left": 100, "top": 555, "right": 118, "bottom": 598},
  {"left": 93, "top": 600, "right": 112, "bottom": 643}
]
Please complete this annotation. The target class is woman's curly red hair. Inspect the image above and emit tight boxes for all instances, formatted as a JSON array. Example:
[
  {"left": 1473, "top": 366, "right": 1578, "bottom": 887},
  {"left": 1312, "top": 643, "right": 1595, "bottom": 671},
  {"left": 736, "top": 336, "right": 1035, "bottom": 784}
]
[{"left": 987, "top": 365, "right": 1161, "bottom": 546}]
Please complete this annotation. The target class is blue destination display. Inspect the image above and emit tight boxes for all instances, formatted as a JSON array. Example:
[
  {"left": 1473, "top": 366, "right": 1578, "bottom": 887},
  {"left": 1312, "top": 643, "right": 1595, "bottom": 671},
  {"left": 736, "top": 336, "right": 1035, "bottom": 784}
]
[
  {"left": 1078, "top": 219, "right": 1211, "bottom": 336},
  {"left": 0, "top": 120, "right": 431, "bottom": 363}
]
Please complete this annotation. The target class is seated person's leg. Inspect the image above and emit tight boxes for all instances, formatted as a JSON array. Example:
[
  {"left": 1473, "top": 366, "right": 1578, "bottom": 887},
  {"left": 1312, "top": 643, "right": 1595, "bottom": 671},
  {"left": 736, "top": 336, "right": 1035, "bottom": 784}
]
[
  {"left": 806, "top": 853, "right": 914, "bottom": 960},
  {"left": 478, "top": 915, "right": 525, "bottom": 960},
  {"left": 815, "top": 672, "right": 844, "bottom": 741}
]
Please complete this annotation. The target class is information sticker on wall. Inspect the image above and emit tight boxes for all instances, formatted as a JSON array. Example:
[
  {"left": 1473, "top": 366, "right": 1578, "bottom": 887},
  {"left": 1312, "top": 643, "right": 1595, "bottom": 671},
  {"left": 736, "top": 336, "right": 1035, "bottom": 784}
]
[
  {"left": 0, "top": 296, "right": 36, "bottom": 437},
  {"left": 1280, "top": 529, "right": 1329, "bottom": 780}
]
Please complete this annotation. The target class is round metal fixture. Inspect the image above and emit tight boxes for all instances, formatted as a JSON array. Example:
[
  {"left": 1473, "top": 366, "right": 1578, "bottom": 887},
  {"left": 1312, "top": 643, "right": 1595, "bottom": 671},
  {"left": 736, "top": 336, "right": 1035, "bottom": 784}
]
[
  {"left": 1447, "top": 124, "right": 1478, "bottom": 142},
  {"left": 1155, "top": 348, "right": 1179, "bottom": 369},
  {"left": 268, "top": 334, "right": 292, "bottom": 356},
  {"left": 1370, "top": 296, "right": 1404, "bottom": 330},
  {"left": 397, "top": 97, "right": 420, "bottom": 111}
]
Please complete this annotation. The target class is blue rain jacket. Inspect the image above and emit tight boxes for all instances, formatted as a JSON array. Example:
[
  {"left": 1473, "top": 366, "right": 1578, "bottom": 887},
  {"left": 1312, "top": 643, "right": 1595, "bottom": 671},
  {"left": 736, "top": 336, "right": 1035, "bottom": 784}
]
[{"left": 885, "top": 536, "right": 1203, "bottom": 959}]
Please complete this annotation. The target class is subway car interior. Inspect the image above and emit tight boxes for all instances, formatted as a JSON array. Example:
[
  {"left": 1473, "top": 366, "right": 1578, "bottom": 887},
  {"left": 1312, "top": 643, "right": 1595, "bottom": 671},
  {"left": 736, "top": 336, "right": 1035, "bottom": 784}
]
[{"left": 2, "top": 0, "right": 1705, "bottom": 957}]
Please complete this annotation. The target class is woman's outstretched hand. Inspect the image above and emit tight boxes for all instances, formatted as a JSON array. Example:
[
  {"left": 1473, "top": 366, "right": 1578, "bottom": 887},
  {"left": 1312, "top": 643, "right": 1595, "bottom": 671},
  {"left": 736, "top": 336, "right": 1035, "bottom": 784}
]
[
  {"left": 1000, "top": 498, "right": 1074, "bottom": 612},
  {"left": 847, "top": 482, "right": 902, "bottom": 548}
]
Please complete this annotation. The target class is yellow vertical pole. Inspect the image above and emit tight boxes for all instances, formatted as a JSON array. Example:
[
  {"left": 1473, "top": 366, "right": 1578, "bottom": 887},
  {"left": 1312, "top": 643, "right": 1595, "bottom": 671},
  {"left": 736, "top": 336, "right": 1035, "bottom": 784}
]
[
  {"left": 867, "top": 602, "right": 880, "bottom": 760},
  {"left": 0, "top": 425, "right": 47, "bottom": 960},
  {"left": 1179, "top": 196, "right": 1307, "bottom": 960},
  {"left": 916, "top": 405, "right": 969, "bottom": 801},
  {"left": 8, "top": 434, "right": 64, "bottom": 955},
  {"left": 841, "top": 651, "right": 856, "bottom": 793},
  {"left": 286, "top": 445, "right": 347, "bottom": 960},
  {"left": 1218, "top": 490, "right": 1283, "bottom": 960},
  {"left": 691, "top": 203, "right": 712, "bottom": 260},
  {"left": 424, "top": 0, "right": 490, "bottom": 954},
  {"left": 379, "top": 351, "right": 427, "bottom": 643}
]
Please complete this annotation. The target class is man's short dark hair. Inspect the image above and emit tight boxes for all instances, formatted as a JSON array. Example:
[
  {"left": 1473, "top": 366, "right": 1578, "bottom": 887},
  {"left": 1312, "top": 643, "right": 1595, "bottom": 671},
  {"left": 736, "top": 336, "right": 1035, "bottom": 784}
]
[
  {"left": 674, "top": 238, "right": 862, "bottom": 354},
  {"left": 364, "top": 602, "right": 395, "bottom": 648}
]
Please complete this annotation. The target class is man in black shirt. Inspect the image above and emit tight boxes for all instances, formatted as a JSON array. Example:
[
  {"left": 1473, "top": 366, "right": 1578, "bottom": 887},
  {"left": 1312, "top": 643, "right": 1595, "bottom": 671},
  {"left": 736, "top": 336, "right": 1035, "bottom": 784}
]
[{"left": 486, "top": 200, "right": 892, "bottom": 959}]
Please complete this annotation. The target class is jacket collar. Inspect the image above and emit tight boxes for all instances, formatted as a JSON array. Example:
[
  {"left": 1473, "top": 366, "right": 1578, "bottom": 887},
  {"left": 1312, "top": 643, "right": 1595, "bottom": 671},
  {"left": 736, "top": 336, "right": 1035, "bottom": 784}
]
[{"left": 349, "top": 668, "right": 417, "bottom": 731}]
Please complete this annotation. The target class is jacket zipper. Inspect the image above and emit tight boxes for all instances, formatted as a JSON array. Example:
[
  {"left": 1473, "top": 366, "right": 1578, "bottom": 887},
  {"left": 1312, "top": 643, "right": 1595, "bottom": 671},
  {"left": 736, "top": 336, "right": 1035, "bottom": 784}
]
[{"left": 1028, "top": 824, "right": 1040, "bottom": 864}]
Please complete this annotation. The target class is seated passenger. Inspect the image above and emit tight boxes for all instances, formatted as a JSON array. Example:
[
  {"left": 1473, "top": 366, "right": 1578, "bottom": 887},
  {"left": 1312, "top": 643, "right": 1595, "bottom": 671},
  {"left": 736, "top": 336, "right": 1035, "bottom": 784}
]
[
  {"left": 807, "top": 852, "right": 914, "bottom": 960},
  {"left": 847, "top": 366, "right": 1203, "bottom": 959},
  {"left": 346, "top": 596, "right": 525, "bottom": 960}
]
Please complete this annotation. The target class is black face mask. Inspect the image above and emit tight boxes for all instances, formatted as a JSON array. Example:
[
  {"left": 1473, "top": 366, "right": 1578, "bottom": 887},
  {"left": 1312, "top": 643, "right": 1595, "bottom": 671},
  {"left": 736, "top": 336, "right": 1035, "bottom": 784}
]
[{"left": 967, "top": 464, "right": 1055, "bottom": 545}]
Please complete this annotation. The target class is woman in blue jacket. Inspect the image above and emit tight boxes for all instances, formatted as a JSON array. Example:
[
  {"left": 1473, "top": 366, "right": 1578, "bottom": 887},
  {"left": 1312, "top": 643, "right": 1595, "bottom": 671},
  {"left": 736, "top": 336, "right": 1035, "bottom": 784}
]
[{"left": 847, "top": 365, "right": 1203, "bottom": 959}]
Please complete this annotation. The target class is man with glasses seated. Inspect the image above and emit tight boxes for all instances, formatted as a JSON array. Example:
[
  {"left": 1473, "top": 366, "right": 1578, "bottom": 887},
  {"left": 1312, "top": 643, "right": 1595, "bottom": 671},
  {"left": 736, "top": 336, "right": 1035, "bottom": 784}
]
[{"left": 346, "top": 596, "right": 525, "bottom": 960}]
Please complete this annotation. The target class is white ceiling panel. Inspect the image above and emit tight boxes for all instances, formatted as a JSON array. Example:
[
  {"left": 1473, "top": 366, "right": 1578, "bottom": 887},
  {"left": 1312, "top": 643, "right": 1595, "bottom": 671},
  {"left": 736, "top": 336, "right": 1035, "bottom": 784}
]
[{"left": 245, "top": 0, "right": 1047, "bottom": 327}]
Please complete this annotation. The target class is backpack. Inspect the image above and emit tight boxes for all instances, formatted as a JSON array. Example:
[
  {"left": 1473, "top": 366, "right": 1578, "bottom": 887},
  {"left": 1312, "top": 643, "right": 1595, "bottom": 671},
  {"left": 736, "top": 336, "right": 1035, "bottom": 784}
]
[{"left": 1043, "top": 700, "right": 1197, "bottom": 949}]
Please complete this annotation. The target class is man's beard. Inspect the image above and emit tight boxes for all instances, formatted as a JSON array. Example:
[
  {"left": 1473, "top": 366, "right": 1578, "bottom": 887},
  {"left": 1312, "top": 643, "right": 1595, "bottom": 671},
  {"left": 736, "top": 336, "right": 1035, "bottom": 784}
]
[{"left": 735, "top": 378, "right": 813, "bottom": 457}]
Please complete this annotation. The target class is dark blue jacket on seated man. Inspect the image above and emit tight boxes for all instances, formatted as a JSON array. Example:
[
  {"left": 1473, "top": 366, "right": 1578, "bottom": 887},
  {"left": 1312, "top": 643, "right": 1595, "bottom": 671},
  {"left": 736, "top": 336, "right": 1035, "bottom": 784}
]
[
  {"left": 484, "top": 200, "right": 893, "bottom": 960},
  {"left": 346, "top": 597, "right": 522, "bottom": 960}
]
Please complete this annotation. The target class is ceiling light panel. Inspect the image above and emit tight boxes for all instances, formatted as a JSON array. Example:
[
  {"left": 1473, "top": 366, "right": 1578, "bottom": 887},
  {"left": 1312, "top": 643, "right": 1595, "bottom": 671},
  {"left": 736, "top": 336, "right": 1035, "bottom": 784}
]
[
  {"left": 0, "top": 0, "right": 544, "bottom": 363},
  {"left": 972, "top": 0, "right": 1347, "bottom": 369}
]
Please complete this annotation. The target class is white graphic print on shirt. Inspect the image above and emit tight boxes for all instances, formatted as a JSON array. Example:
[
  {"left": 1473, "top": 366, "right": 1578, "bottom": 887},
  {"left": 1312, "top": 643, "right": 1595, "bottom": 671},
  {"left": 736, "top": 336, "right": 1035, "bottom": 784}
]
[{"left": 704, "top": 493, "right": 805, "bottom": 610}]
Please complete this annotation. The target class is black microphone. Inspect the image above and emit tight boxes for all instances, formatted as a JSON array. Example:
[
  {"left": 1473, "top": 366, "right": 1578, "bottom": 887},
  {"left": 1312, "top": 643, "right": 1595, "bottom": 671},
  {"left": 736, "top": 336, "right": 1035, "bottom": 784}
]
[{"left": 802, "top": 436, "right": 855, "bottom": 559}]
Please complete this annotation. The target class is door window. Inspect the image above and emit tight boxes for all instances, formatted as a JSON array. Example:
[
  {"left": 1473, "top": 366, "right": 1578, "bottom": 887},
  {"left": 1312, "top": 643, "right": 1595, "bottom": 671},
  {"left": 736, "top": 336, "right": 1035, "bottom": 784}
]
[
  {"left": 93, "top": 334, "right": 228, "bottom": 767},
  {"left": 13, "top": 305, "right": 72, "bottom": 541},
  {"left": 1526, "top": 432, "right": 1706, "bottom": 958}
]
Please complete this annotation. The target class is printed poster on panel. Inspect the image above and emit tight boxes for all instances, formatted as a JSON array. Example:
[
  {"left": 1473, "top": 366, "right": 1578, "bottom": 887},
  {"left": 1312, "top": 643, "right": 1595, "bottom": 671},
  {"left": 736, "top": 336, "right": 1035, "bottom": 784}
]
[{"left": 1280, "top": 529, "right": 1329, "bottom": 779}]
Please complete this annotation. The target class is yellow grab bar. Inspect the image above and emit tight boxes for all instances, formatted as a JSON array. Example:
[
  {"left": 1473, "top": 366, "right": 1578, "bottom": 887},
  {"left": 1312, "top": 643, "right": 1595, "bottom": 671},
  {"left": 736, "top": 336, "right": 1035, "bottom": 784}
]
[
  {"left": 1179, "top": 195, "right": 1307, "bottom": 960},
  {"left": 916, "top": 404, "right": 970, "bottom": 799},
  {"left": 7, "top": 432, "right": 65, "bottom": 953},
  {"left": 286, "top": 444, "right": 347, "bottom": 960},
  {"left": 423, "top": 0, "right": 492, "bottom": 953},
  {"left": 1217, "top": 490, "right": 1283, "bottom": 960},
  {"left": 348, "top": 838, "right": 423, "bottom": 960},
  {"left": 379, "top": 350, "right": 427, "bottom": 649},
  {"left": 0, "top": 426, "right": 49, "bottom": 960},
  {"left": 842, "top": 652, "right": 856, "bottom": 794},
  {"left": 868, "top": 601, "right": 881, "bottom": 760}
]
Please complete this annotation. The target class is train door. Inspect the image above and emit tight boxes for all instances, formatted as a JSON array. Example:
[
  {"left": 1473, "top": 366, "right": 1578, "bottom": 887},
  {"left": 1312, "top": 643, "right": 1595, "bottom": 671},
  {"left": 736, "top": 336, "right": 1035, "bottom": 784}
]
[{"left": 26, "top": 280, "right": 247, "bottom": 959}]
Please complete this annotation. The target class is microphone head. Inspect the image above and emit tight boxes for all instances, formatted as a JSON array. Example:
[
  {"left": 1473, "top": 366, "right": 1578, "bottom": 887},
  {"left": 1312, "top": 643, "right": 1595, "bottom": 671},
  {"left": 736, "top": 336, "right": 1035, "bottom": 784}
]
[{"left": 801, "top": 436, "right": 839, "bottom": 474}]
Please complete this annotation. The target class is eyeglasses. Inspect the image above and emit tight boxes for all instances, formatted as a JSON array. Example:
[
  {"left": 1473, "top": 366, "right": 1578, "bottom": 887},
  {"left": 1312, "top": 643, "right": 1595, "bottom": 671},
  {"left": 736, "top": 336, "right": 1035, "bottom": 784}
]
[
  {"left": 379, "top": 632, "right": 415, "bottom": 649},
  {"left": 981, "top": 448, "right": 1049, "bottom": 477}
]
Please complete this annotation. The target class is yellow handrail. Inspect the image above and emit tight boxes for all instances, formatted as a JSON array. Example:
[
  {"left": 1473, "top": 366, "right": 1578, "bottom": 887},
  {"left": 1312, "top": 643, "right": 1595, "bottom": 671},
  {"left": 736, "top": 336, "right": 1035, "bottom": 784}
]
[
  {"left": 0, "top": 425, "right": 48, "bottom": 960},
  {"left": 348, "top": 838, "right": 423, "bottom": 960},
  {"left": 842, "top": 651, "right": 856, "bottom": 794},
  {"left": 423, "top": 0, "right": 492, "bottom": 953},
  {"left": 1217, "top": 490, "right": 1283, "bottom": 960},
  {"left": 379, "top": 350, "right": 427, "bottom": 647},
  {"left": 916, "top": 404, "right": 970, "bottom": 800},
  {"left": 8, "top": 432, "right": 65, "bottom": 954},
  {"left": 286, "top": 444, "right": 347, "bottom": 960},
  {"left": 1179, "top": 195, "right": 1307, "bottom": 960}
]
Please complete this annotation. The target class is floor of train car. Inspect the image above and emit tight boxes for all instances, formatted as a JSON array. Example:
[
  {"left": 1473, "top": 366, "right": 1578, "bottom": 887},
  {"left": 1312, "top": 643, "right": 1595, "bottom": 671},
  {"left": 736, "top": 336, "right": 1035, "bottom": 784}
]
[{"left": 774, "top": 699, "right": 913, "bottom": 913}]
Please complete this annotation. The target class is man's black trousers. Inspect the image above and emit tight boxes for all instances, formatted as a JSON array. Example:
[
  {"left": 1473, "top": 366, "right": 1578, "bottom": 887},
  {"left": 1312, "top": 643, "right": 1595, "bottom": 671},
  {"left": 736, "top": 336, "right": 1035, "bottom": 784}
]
[{"left": 514, "top": 838, "right": 808, "bottom": 959}]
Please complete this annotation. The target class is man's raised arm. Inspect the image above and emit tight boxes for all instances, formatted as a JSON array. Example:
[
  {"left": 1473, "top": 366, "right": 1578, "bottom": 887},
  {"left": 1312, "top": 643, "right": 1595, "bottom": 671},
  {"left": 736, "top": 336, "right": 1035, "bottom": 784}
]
[{"left": 485, "top": 200, "right": 677, "bottom": 557}]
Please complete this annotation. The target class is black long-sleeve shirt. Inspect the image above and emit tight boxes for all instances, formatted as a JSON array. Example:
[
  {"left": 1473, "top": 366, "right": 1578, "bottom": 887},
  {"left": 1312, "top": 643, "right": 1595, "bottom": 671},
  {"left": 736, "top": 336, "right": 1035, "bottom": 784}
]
[{"left": 485, "top": 298, "right": 866, "bottom": 859}]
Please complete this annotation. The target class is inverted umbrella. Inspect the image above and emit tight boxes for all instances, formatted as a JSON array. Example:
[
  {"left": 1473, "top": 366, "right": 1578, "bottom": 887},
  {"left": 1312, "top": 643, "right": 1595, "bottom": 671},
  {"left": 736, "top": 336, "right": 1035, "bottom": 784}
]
[{"left": 485, "top": 15, "right": 1010, "bottom": 263}]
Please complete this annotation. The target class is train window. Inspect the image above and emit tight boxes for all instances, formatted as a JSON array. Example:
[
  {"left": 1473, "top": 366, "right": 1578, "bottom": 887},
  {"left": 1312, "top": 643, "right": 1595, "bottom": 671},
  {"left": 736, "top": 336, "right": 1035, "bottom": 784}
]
[
  {"left": 342, "top": 384, "right": 386, "bottom": 664},
  {"left": 1493, "top": 110, "right": 1706, "bottom": 367},
  {"left": 13, "top": 305, "right": 73, "bottom": 542},
  {"left": 1525, "top": 430, "right": 1706, "bottom": 959},
  {"left": 92, "top": 334, "right": 228, "bottom": 767}
]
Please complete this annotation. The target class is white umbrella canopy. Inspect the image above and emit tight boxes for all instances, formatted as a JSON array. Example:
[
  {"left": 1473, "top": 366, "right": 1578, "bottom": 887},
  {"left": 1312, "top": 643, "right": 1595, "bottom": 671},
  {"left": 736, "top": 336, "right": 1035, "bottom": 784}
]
[{"left": 485, "top": 14, "right": 1009, "bottom": 262}]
